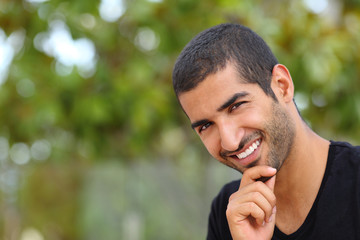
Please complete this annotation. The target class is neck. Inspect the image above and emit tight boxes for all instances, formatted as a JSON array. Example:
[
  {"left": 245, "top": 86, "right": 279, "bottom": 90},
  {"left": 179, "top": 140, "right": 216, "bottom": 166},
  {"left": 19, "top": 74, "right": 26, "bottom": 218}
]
[
  {"left": 275, "top": 121, "right": 329, "bottom": 194},
  {"left": 274, "top": 120, "right": 330, "bottom": 233}
]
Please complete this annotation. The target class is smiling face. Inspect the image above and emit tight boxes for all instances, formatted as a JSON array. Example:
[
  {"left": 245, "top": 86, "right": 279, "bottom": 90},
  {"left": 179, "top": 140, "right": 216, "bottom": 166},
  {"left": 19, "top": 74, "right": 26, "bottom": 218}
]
[{"left": 179, "top": 62, "right": 296, "bottom": 173}]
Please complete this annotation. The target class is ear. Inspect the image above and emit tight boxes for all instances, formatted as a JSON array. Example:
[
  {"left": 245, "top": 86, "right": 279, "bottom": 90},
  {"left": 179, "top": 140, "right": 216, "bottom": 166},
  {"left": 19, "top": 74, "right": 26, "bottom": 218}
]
[{"left": 271, "top": 64, "right": 294, "bottom": 103}]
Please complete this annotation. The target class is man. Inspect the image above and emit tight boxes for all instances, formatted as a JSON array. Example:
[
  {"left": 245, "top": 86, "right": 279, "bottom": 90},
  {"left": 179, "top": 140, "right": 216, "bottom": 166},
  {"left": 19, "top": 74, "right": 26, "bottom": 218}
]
[{"left": 172, "top": 23, "right": 360, "bottom": 239}]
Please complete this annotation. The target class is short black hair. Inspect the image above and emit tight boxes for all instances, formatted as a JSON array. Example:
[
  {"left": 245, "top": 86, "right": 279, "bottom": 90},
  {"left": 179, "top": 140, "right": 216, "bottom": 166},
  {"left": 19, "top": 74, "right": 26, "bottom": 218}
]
[{"left": 172, "top": 23, "right": 279, "bottom": 100}]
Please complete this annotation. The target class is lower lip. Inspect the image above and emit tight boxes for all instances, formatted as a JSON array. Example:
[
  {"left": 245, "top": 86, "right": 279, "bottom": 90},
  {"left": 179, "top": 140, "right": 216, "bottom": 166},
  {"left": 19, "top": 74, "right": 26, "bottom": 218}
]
[{"left": 233, "top": 142, "right": 261, "bottom": 167}]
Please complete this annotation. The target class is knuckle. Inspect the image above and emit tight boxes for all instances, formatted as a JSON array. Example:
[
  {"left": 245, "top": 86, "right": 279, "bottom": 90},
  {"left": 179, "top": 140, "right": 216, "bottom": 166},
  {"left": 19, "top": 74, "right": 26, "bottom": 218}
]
[
  {"left": 246, "top": 201, "right": 257, "bottom": 211},
  {"left": 226, "top": 204, "right": 239, "bottom": 220},
  {"left": 253, "top": 181, "right": 264, "bottom": 190},
  {"left": 250, "top": 191, "right": 262, "bottom": 200},
  {"left": 228, "top": 192, "right": 237, "bottom": 201},
  {"left": 225, "top": 207, "right": 233, "bottom": 218},
  {"left": 248, "top": 203, "right": 264, "bottom": 218}
]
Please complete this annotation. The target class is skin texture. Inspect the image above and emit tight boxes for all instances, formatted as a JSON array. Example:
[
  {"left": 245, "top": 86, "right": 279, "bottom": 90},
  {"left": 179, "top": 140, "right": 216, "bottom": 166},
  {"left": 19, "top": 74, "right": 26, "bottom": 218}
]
[
  {"left": 179, "top": 62, "right": 296, "bottom": 174},
  {"left": 179, "top": 62, "right": 295, "bottom": 239},
  {"left": 179, "top": 62, "right": 330, "bottom": 239},
  {"left": 226, "top": 166, "right": 277, "bottom": 239}
]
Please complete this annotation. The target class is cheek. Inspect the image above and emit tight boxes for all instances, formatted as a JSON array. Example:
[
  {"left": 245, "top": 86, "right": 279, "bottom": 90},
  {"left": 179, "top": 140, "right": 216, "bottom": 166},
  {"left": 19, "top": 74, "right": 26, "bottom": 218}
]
[
  {"left": 240, "top": 109, "right": 265, "bottom": 127},
  {"left": 201, "top": 135, "right": 220, "bottom": 158}
]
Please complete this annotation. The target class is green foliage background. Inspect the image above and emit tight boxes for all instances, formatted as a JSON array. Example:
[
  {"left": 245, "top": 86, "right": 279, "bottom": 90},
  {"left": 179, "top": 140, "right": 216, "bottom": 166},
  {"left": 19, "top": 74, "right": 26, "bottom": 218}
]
[{"left": 0, "top": 0, "right": 359, "bottom": 239}]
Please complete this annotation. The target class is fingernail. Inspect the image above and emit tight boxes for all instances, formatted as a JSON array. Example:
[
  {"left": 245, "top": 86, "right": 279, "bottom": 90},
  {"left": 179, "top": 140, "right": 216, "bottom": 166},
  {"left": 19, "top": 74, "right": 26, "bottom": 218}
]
[
  {"left": 268, "top": 206, "right": 276, "bottom": 222},
  {"left": 268, "top": 167, "right": 277, "bottom": 173},
  {"left": 273, "top": 206, "right": 277, "bottom": 214}
]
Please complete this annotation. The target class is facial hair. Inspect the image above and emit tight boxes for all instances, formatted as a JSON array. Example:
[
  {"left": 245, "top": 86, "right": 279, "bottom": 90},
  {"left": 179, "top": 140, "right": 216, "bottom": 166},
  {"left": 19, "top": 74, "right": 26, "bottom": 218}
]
[
  {"left": 265, "top": 101, "right": 296, "bottom": 171},
  {"left": 220, "top": 101, "right": 296, "bottom": 173}
]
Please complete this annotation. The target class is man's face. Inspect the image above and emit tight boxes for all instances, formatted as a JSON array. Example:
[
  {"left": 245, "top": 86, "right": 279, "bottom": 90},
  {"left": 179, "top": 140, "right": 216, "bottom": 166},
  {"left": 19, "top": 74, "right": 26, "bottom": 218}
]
[{"left": 178, "top": 63, "right": 296, "bottom": 173}]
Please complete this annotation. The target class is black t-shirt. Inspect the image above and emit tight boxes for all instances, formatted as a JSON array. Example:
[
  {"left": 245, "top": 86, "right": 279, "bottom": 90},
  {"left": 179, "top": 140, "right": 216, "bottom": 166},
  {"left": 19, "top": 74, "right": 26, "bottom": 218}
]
[{"left": 207, "top": 141, "right": 360, "bottom": 240}]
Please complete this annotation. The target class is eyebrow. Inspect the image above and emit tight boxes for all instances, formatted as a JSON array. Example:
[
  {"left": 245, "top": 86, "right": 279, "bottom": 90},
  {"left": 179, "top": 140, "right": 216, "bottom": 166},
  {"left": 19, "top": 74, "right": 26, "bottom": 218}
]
[
  {"left": 190, "top": 92, "right": 249, "bottom": 130},
  {"left": 191, "top": 119, "right": 209, "bottom": 130},
  {"left": 217, "top": 92, "right": 249, "bottom": 111}
]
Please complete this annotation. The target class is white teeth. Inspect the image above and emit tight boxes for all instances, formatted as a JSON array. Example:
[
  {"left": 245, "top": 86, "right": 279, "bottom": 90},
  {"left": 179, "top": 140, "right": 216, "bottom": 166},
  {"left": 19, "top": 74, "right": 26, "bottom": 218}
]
[{"left": 236, "top": 140, "right": 261, "bottom": 159}]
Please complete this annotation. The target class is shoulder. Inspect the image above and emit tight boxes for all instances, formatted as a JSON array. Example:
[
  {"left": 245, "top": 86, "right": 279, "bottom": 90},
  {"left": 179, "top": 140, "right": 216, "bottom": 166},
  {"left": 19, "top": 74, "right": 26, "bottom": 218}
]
[
  {"left": 326, "top": 140, "right": 360, "bottom": 180},
  {"left": 330, "top": 140, "right": 360, "bottom": 151},
  {"left": 207, "top": 179, "right": 240, "bottom": 240},
  {"left": 213, "top": 179, "right": 240, "bottom": 204},
  {"left": 312, "top": 141, "right": 360, "bottom": 238},
  {"left": 330, "top": 140, "right": 360, "bottom": 161},
  {"left": 210, "top": 179, "right": 240, "bottom": 214}
]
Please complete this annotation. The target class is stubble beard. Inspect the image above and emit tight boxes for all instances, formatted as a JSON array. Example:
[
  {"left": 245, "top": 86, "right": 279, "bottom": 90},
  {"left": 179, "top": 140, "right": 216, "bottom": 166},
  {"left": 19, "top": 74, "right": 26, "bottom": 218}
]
[
  {"left": 221, "top": 101, "right": 296, "bottom": 174},
  {"left": 263, "top": 102, "right": 296, "bottom": 172}
]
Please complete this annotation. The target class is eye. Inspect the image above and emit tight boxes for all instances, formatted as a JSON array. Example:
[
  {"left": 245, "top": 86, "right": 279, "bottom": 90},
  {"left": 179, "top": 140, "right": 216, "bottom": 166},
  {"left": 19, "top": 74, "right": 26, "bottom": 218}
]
[
  {"left": 229, "top": 101, "right": 247, "bottom": 112},
  {"left": 199, "top": 122, "right": 212, "bottom": 133}
]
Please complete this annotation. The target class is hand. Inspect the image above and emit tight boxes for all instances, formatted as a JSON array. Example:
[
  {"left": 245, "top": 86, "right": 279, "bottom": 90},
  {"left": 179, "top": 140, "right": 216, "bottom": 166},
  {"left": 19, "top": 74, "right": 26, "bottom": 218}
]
[{"left": 226, "top": 166, "right": 277, "bottom": 240}]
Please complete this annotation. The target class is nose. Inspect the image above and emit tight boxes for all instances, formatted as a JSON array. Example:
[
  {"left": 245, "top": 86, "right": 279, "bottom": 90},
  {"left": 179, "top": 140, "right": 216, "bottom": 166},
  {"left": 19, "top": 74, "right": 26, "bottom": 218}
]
[{"left": 218, "top": 120, "right": 244, "bottom": 152}]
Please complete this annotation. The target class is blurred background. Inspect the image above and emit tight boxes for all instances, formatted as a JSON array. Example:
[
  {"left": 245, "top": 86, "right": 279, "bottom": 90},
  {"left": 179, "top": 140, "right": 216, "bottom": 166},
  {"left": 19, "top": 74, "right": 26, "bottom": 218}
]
[{"left": 0, "top": 0, "right": 360, "bottom": 239}]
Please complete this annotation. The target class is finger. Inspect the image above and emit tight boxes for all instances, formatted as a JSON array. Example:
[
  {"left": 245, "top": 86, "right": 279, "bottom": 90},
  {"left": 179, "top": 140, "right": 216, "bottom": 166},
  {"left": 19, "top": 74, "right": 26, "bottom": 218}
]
[
  {"left": 240, "top": 166, "right": 277, "bottom": 188},
  {"left": 256, "top": 176, "right": 273, "bottom": 182},
  {"left": 265, "top": 175, "right": 276, "bottom": 192},
  {"left": 264, "top": 175, "right": 277, "bottom": 222},
  {"left": 227, "top": 201, "right": 266, "bottom": 226},
  {"left": 268, "top": 205, "right": 277, "bottom": 223},
  {"left": 229, "top": 190, "right": 274, "bottom": 223},
  {"left": 230, "top": 183, "right": 276, "bottom": 220},
  {"left": 231, "top": 181, "right": 277, "bottom": 207}
]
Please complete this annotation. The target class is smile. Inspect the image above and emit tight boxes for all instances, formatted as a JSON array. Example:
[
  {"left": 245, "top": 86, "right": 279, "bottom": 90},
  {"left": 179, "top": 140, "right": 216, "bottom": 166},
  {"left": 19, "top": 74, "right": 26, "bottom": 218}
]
[{"left": 236, "top": 139, "right": 261, "bottom": 159}]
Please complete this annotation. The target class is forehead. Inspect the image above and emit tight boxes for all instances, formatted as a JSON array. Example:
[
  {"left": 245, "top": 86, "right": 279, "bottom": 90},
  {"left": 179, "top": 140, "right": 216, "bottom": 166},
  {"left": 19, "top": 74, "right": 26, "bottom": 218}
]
[{"left": 178, "top": 64, "right": 265, "bottom": 118}]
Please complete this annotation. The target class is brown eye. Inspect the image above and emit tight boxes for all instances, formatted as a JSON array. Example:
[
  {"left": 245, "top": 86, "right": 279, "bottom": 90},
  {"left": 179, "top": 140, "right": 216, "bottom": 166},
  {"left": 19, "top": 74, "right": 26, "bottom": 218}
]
[
  {"left": 199, "top": 122, "right": 212, "bottom": 133},
  {"left": 230, "top": 101, "right": 246, "bottom": 112}
]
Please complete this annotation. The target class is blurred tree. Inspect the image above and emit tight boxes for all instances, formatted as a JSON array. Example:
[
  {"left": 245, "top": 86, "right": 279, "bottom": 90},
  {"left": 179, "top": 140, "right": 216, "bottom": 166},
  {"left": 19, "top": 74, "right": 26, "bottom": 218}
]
[{"left": 0, "top": 0, "right": 359, "bottom": 239}]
